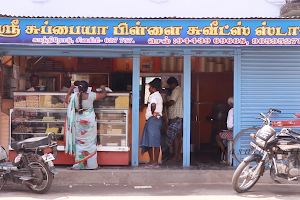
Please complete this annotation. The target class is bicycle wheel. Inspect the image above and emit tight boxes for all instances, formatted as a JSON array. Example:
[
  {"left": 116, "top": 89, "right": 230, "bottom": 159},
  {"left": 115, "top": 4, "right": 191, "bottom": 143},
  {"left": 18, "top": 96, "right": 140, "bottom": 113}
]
[{"left": 233, "top": 127, "right": 259, "bottom": 163}]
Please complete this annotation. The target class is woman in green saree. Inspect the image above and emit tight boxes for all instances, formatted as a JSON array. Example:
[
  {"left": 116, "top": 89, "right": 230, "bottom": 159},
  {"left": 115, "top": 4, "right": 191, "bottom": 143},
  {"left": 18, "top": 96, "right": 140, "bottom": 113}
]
[{"left": 64, "top": 81, "right": 107, "bottom": 170}]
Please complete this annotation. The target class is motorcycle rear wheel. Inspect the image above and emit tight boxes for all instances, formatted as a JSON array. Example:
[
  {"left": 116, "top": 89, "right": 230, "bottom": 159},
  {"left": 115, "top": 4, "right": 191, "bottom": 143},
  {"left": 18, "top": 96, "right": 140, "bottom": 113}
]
[
  {"left": 26, "top": 161, "right": 53, "bottom": 194},
  {"left": 232, "top": 160, "right": 262, "bottom": 193}
]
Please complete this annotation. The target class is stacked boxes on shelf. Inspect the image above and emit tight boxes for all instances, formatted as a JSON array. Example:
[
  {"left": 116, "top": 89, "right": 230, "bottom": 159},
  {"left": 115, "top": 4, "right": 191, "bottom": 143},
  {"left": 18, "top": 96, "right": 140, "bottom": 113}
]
[
  {"left": 36, "top": 59, "right": 54, "bottom": 71},
  {"left": 36, "top": 59, "right": 64, "bottom": 71},
  {"left": 53, "top": 62, "right": 64, "bottom": 71},
  {"left": 77, "top": 58, "right": 113, "bottom": 72}
]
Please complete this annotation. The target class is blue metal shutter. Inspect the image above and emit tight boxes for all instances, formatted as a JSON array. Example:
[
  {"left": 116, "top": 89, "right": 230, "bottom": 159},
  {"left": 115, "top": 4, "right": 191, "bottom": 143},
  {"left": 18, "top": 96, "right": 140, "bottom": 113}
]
[{"left": 234, "top": 48, "right": 300, "bottom": 165}]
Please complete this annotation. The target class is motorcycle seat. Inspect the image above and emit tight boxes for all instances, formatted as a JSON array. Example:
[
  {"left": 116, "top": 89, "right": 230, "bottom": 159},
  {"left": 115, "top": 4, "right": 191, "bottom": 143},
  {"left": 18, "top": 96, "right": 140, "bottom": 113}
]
[
  {"left": 11, "top": 137, "right": 49, "bottom": 150},
  {"left": 10, "top": 141, "right": 22, "bottom": 151}
]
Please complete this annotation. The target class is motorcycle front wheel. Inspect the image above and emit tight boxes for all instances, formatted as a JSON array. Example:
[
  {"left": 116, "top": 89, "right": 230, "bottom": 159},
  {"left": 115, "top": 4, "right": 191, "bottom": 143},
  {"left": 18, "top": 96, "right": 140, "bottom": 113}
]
[
  {"left": 26, "top": 161, "right": 53, "bottom": 194},
  {"left": 232, "top": 160, "right": 262, "bottom": 193}
]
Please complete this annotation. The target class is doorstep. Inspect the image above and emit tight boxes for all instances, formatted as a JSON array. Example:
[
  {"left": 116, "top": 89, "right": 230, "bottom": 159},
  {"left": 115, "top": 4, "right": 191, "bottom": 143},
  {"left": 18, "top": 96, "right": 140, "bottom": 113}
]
[
  {"left": 52, "top": 165, "right": 300, "bottom": 186},
  {"left": 53, "top": 166, "right": 237, "bottom": 186}
]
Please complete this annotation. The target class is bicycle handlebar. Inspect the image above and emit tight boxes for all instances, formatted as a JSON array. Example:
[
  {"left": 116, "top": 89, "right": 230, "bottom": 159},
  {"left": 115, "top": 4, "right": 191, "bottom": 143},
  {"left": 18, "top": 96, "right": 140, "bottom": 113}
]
[{"left": 270, "top": 108, "right": 281, "bottom": 113}]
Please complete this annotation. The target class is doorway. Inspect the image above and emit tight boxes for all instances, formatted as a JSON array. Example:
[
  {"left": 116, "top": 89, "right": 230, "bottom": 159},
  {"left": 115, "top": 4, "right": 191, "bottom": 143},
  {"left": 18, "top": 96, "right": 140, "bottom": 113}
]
[{"left": 190, "top": 56, "right": 234, "bottom": 166}]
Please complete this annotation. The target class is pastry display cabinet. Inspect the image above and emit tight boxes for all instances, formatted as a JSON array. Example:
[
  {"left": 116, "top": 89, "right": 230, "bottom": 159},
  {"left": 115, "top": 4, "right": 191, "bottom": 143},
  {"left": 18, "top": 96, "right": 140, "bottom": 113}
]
[{"left": 9, "top": 91, "right": 130, "bottom": 165}]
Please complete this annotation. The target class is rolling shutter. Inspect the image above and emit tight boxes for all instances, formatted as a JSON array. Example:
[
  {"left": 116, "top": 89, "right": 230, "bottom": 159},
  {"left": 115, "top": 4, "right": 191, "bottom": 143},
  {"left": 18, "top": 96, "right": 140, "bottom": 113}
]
[{"left": 234, "top": 48, "right": 300, "bottom": 165}]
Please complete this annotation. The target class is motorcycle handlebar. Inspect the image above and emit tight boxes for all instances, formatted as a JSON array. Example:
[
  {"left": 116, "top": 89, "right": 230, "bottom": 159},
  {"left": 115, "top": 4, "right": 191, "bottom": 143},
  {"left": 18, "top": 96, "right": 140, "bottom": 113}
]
[
  {"left": 47, "top": 132, "right": 57, "bottom": 141},
  {"left": 289, "top": 129, "right": 300, "bottom": 136},
  {"left": 260, "top": 112, "right": 266, "bottom": 118},
  {"left": 256, "top": 109, "right": 282, "bottom": 126}
]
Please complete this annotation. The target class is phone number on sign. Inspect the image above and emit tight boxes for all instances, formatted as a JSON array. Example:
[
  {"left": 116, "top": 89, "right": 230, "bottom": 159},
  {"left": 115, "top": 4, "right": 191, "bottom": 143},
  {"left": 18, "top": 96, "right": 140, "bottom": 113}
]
[
  {"left": 172, "top": 37, "right": 249, "bottom": 45},
  {"left": 252, "top": 38, "right": 300, "bottom": 45}
]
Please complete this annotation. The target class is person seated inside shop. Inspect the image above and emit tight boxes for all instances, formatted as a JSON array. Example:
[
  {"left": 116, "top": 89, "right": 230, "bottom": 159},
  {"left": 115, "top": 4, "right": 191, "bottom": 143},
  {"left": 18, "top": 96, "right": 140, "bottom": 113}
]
[
  {"left": 27, "top": 75, "right": 39, "bottom": 91},
  {"left": 57, "top": 77, "right": 72, "bottom": 102},
  {"left": 215, "top": 97, "right": 234, "bottom": 165},
  {"left": 61, "top": 77, "right": 71, "bottom": 92}
]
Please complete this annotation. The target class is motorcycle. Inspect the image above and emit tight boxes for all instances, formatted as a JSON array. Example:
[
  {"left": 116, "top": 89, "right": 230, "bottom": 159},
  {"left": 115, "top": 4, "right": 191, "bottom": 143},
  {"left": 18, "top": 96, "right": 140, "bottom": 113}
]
[
  {"left": 0, "top": 132, "right": 58, "bottom": 194},
  {"left": 232, "top": 108, "right": 300, "bottom": 193}
]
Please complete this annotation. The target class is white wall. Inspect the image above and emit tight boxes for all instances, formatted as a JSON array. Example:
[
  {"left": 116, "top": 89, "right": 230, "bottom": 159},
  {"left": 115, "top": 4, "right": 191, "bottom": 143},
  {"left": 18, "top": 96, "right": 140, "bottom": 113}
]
[{"left": 0, "top": 0, "right": 283, "bottom": 18}]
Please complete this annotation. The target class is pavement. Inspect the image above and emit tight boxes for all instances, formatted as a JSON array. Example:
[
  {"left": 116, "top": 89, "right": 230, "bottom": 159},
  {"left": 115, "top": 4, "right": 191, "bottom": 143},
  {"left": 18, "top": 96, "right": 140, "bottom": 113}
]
[
  {"left": 50, "top": 146, "right": 300, "bottom": 186},
  {"left": 2, "top": 183, "right": 300, "bottom": 200},
  {"left": 52, "top": 165, "right": 300, "bottom": 186}
]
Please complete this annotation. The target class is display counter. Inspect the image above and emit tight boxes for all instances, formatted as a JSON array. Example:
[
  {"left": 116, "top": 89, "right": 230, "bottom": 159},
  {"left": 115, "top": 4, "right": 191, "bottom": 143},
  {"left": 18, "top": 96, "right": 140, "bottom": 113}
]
[{"left": 9, "top": 91, "right": 130, "bottom": 165}]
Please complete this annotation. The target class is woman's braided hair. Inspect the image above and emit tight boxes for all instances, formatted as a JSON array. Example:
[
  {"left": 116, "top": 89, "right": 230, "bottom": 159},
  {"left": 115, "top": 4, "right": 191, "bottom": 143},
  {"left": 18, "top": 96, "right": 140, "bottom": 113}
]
[{"left": 78, "top": 81, "right": 88, "bottom": 114}]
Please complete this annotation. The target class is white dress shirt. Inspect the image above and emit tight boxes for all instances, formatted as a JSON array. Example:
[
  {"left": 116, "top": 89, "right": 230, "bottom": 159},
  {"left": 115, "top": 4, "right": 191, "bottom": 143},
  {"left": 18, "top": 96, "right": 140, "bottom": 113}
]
[
  {"left": 145, "top": 91, "right": 163, "bottom": 120},
  {"left": 27, "top": 87, "right": 36, "bottom": 91},
  {"left": 227, "top": 108, "right": 234, "bottom": 129},
  {"left": 60, "top": 86, "right": 69, "bottom": 92}
]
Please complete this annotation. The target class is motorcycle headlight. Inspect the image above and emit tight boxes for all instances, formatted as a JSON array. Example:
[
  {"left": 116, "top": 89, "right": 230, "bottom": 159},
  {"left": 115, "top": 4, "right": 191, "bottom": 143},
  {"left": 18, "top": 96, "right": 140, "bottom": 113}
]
[{"left": 255, "top": 137, "right": 266, "bottom": 148}]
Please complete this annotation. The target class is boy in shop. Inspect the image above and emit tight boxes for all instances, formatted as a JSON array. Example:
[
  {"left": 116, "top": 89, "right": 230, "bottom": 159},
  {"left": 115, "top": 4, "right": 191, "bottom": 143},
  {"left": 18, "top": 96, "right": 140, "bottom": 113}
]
[{"left": 139, "top": 78, "right": 163, "bottom": 169}]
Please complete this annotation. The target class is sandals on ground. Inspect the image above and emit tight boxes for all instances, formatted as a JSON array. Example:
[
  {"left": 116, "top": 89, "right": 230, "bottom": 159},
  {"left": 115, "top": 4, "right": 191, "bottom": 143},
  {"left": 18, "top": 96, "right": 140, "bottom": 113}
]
[
  {"left": 89, "top": 166, "right": 101, "bottom": 170},
  {"left": 144, "top": 164, "right": 159, "bottom": 169},
  {"left": 67, "top": 167, "right": 80, "bottom": 170},
  {"left": 220, "top": 160, "right": 230, "bottom": 165}
]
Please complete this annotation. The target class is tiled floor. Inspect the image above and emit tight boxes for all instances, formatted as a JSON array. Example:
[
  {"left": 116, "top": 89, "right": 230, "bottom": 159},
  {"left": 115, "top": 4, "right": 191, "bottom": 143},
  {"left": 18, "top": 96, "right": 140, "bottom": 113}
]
[{"left": 158, "top": 143, "right": 235, "bottom": 170}]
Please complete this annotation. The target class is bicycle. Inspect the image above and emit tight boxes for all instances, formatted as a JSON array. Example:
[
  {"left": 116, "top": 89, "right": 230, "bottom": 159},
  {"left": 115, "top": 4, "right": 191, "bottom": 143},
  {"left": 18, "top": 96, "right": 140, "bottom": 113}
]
[
  {"left": 232, "top": 108, "right": 281, "bottom": 163},
  {"left": 232, "top": 127, "right": 259, "bottom": 163}
]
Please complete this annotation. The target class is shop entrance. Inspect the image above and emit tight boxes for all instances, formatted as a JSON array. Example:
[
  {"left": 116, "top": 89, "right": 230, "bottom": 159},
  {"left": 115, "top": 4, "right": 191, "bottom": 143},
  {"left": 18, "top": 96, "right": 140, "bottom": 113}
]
[
  {"left": 190, "top": 56, "right": 234, "bottom": 166},
  {"left": 137, "top": 56, "right": 234, "bottom": 167}
]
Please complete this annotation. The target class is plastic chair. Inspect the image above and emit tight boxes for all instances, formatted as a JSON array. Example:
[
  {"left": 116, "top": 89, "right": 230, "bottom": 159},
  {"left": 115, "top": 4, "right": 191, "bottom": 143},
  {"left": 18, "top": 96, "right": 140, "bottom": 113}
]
[{"left": 220, "top": 139, "right": 233, "bottom": 165}]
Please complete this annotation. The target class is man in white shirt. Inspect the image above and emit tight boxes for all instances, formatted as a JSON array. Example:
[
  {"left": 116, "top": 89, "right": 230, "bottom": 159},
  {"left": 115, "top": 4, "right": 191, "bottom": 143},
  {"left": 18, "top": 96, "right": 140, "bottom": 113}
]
[
  {"left": 60, "top": 77, "right": 71, "bottom": 92},
  {"left": 58, "top": 77, "right": 71, "bottom": 102},
  {"left": 140, "top": 78, "right": 163, "bottom": 169},
  {"left": 216, "top": 97, "right": 234, "bottom": 164},
  {"left": 27, "top": 75, "right": 39, "bottom": 91}
]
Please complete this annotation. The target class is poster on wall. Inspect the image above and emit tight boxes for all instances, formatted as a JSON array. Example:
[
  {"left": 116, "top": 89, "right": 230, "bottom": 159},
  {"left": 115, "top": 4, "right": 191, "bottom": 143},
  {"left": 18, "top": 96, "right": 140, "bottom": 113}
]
[
  {"left": 74, "top": 74, "right": 89, "bottom": 83},
  {"left": 13, "top": 65, "right": 20, "bottom": 80}
]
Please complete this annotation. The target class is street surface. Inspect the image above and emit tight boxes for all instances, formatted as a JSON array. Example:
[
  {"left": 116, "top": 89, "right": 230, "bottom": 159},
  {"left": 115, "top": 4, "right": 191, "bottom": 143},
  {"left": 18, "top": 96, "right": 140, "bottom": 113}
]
[{"left": 0, "top": 183, "right": 299, "bottom": 200}]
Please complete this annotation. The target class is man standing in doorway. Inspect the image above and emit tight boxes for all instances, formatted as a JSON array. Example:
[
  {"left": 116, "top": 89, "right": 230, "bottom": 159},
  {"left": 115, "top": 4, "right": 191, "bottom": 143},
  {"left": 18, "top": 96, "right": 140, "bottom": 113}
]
[{"left": 165, "top": 77, "right": 183, "bottom": 162}]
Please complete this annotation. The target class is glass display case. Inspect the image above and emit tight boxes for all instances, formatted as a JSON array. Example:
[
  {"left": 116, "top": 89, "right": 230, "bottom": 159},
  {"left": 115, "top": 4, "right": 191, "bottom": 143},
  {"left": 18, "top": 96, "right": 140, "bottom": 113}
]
[
  {"left": 10, "top": 91, "right": 130, "bottom": 152},
  {"left": 97, "top": 109, "right": 128, "bottom": 147}
]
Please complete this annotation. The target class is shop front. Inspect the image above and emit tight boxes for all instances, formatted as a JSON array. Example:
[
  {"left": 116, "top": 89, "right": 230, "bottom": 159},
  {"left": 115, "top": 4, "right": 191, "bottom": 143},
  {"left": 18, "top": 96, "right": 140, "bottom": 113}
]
[{"left": 1, "top": 17, "right": 300, "bottom": 167}]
